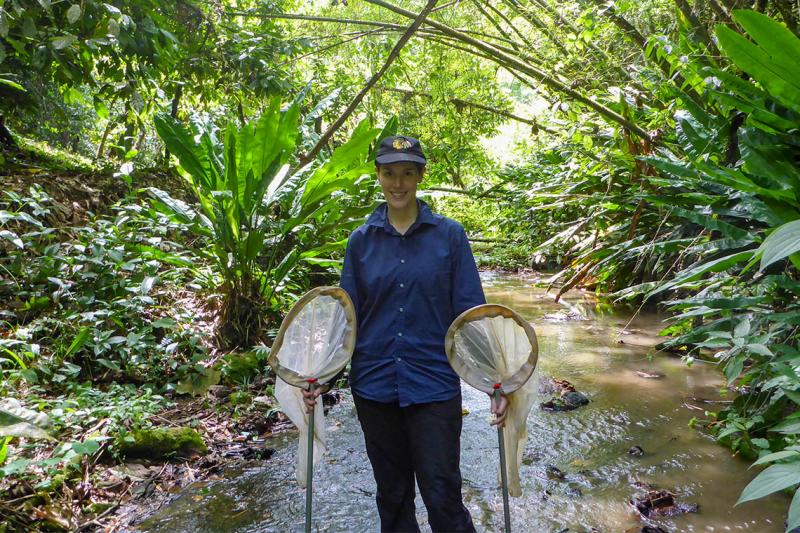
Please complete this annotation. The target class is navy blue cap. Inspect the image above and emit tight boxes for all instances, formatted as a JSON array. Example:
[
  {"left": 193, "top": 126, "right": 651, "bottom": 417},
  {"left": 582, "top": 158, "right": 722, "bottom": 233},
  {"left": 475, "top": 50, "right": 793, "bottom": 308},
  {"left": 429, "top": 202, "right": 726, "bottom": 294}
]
[{"left": 375, "top": 135, "right": 427, "bottom": 165}]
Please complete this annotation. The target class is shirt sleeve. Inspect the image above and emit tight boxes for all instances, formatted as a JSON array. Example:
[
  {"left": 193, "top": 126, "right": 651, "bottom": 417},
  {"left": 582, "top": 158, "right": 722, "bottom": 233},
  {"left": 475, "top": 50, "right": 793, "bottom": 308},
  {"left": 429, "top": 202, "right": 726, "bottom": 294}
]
[
  {"left": 339, "top": 232, "right": 361, "bottom": 320},
  {"left": 450, "top": 223, "right": 486, "bottom": 318}
]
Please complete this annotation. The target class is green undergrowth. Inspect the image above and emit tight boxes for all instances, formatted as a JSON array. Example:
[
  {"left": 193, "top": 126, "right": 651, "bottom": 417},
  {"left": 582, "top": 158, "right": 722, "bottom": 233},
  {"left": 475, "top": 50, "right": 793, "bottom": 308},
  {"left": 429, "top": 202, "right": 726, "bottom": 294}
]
[{"left": 0, "top": 177, "right": 277, "bottom": 514}]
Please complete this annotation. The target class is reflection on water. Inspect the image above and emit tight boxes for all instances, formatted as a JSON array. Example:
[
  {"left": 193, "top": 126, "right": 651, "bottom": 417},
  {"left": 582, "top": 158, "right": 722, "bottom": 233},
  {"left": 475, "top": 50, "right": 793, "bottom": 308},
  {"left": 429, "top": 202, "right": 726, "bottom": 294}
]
[{"left": 137, "top": 272, "right": 789, "bottom": 532}]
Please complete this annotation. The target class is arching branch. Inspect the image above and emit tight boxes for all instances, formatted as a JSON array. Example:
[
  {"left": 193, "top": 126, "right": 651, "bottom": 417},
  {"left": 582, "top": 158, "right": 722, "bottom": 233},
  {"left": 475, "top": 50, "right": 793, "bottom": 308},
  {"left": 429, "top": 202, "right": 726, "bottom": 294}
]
[
  {"left": 365, "top": 0, "right": 652, "bottom": 140},
  {"left": 299, "top": 0, "right": 440, "bottom": 166}
]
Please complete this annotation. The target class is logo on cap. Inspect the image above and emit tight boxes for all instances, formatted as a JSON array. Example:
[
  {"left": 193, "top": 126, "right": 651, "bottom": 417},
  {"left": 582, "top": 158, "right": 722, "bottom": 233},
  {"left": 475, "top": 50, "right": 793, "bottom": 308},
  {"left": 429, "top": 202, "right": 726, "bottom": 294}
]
[{"left": 392, "top": 138, "right": 413, "bottom": 150}]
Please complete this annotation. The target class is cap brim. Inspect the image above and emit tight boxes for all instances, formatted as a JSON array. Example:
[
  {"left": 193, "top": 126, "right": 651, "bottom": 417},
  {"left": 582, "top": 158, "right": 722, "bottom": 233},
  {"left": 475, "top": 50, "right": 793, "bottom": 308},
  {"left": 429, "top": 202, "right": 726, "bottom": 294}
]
[{"left": 375, "top": 153, "right": 427, "bottom": 165}]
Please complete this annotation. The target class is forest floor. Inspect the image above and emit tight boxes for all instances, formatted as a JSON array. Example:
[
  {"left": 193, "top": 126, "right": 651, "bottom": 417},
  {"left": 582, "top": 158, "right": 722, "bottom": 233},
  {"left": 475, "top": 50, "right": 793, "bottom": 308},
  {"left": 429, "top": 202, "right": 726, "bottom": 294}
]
[{"left": 1, "top": 144, "right": 315, "bottom": 532}]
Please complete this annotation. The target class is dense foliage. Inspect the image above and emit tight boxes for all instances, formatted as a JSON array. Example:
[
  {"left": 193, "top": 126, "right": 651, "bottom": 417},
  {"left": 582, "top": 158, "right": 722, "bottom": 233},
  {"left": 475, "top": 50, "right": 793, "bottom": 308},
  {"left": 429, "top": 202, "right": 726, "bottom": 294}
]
[{"left": 2, "top": 0, "right": 800, "bottom": 530}]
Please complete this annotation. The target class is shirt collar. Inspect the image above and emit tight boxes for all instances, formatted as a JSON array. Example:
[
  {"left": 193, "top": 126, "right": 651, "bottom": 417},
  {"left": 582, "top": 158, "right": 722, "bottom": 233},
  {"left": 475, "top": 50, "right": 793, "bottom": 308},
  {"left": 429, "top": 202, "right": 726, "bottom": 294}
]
[{"left": 367, "top": 200, "right": 439, "bottom": 232}]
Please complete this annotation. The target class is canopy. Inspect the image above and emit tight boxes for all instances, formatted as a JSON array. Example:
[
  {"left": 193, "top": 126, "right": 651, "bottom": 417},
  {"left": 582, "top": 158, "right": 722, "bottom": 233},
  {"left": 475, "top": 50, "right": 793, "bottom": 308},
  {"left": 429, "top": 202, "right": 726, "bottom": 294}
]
[
  {"left": 269, "top": 286, "right": 357, "bottom": 487},
  {"left": 445, "top": 304, "right": 539, "bottom": 497}
]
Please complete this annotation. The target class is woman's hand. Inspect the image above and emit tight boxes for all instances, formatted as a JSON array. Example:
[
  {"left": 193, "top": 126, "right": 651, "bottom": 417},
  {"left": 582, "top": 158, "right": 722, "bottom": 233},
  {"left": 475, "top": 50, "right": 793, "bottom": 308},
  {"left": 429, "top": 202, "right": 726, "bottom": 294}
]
[
  {"left": 490, "top": 393, "right": 509, "bottom": 427},
  {"left": 301, "top": 384, "right": 331, "bottom": 414}
]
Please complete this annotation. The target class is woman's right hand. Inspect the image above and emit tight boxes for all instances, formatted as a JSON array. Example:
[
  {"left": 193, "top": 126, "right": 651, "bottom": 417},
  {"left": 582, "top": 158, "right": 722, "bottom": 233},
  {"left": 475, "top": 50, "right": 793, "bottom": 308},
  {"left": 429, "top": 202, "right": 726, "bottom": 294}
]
[{"left": 301, "top": 384, "right": 331, "bottom": 413}]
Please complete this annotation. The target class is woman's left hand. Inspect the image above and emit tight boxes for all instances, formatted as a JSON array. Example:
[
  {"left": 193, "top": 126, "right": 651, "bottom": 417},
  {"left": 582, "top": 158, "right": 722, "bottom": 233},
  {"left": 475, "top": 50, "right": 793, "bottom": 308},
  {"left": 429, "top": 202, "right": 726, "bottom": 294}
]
[{"left": 490, "top": 393, "right": 509, "bottom": 427}]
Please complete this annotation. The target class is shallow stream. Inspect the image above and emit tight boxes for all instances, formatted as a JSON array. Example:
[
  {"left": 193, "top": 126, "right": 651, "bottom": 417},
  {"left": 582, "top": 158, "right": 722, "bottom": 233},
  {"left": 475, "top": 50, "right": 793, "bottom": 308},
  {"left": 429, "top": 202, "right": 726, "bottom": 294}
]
[{"left": 136, "top": 272, "right": 789, "bottom": 532}]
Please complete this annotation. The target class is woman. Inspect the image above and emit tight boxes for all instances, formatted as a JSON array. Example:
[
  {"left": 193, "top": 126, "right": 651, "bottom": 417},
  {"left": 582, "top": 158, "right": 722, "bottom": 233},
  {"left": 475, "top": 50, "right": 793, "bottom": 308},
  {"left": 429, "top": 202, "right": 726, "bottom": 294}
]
[{"left": 304, "top": 135, "right": 508, "bottom": 533}]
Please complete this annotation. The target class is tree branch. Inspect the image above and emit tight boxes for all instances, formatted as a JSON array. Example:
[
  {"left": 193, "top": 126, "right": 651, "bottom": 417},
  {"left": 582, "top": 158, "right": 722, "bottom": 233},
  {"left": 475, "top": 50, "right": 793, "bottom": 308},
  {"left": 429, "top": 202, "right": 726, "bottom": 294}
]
[
  {"left": 379, "top": 87, "right": 558, "bottom": 134},
  {"left": 299, "top": 0, "right": 440, "bottom": 166},
  {"left": 365, "top": 0, "right": 652, "bottom": 139}
]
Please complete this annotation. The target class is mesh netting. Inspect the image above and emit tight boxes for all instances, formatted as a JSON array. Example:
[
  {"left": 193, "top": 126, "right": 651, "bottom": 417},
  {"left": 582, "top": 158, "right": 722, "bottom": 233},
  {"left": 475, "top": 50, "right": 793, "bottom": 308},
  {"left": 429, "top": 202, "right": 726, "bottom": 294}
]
[
  {"left": 269, "top": 286, "right": 356, "bottom": 487},
  {"left": 445, "top": 304, "right": 539, "bottom": 496}
]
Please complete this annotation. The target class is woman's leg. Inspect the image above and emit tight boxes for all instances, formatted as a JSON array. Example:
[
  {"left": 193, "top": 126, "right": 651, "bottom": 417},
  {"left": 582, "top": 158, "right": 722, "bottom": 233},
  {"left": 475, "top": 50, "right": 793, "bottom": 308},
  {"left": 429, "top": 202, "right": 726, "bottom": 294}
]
[
  {"left": 407, "top": 394, "right": 476, "bottom": 533},
  {"left": 353, "top": 394, "right": 420, "bottom": 533}
]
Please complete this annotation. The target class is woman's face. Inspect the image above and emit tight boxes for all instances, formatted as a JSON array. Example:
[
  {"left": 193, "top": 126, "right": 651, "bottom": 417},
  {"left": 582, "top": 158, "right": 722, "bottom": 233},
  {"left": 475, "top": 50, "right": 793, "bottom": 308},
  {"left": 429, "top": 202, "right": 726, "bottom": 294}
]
[{"left": 377, "top": 162, "right": 424, "bottom": 212}]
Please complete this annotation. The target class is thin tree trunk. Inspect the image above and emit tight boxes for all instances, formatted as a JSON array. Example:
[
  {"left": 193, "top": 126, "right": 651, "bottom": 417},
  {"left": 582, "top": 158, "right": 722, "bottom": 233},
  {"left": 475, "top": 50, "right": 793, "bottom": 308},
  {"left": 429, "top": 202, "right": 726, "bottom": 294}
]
[
  {"left": 366, "top": 0, "right": 652, "bottom": 140},
  {"left": 163, "top": 86, "right": 182, "bottom": 164},
  {"left": 673, "top": 0, "right": 721, "bottom": 59},
  {"left": 501, "top": 0, "right": 571, "bottom": 55},
  {"left": 0, "top": 115, "right": 17, "bottom": 149},
  {"left": 477, "top": 0, "right": 537, "bottom": 52},
  {"left": 298, "top": 0, "right": 440, "bottom": 166},
  {"left": 707, "top": 0, "right": 733, "bottom": 23}
]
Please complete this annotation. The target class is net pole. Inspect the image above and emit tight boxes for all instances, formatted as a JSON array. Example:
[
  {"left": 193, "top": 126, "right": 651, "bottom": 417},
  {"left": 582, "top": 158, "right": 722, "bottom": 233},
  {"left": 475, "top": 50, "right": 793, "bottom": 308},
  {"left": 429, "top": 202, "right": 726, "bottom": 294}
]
[
  {"left": 305, "top": 380, "right": 316, "bottom": 533},
  {"left": 494, "top": 387, "right": 511, "bottom": 532}
]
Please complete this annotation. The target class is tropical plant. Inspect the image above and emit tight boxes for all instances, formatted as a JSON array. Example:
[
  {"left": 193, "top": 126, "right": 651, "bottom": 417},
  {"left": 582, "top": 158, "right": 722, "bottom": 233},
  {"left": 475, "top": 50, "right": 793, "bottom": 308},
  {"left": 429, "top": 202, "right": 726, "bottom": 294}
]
[{"left": 152, "top": 97, "right": 395, "bottom": 347}]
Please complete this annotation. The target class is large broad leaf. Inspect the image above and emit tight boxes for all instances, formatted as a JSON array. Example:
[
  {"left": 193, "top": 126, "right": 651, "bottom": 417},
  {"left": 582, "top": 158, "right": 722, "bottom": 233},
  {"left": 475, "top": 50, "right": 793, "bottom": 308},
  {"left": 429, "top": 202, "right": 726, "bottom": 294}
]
[
  {"left": 788, "top": 488, "right": 800, "bottom": 533},
  {"left": 731, "top": 10, "right": 800, "bottom": 84},
  {"left": 758, "top": 219, "right": 800, "bottom": 271},
  {"left": 300, "top": 119, "right": 379, "bottom": 207},
  {"left": 736, "top": 462, "right": 800, "bottom": 505},
  {"left": 0, "top": 399, "right": 51, "bottom": 440},
  {"left": 154, "top": 115, "right": 219, "bottom": 193},
  {"left": 716, "top": 17, "right": 800, "bottom": 114}
]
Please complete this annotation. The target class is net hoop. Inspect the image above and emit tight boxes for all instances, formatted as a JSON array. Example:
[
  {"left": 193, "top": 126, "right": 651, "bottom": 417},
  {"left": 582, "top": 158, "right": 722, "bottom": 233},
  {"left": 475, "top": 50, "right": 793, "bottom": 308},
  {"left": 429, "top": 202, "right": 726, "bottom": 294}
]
[
  {"left": 444, "top": 303, "right": 538, "bottom": 395},
  {"left": 268, "top": 286, "right": 356, "bottom": 388}
]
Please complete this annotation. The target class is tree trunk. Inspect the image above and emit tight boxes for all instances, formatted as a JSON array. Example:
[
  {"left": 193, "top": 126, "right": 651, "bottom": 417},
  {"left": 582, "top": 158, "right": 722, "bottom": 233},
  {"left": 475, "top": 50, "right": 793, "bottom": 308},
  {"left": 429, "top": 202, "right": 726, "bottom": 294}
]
[
  {"left": 164, "top": 86, "right": 183, "bottom": 164},
  {"left": 0, "top": 115, "right": 17, "bottom": 149}
]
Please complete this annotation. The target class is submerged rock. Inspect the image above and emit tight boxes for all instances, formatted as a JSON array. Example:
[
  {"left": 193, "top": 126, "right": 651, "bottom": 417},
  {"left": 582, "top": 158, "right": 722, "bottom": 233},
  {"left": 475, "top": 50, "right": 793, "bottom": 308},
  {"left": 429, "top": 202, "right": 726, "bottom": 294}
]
[
  {"left": 539, "top": 377, "right": 590, "bottom": 411},
  {"left": 540, "top": 391, "right": 589, "bottom": 412},
  {"left": 629, "top": 445, "right": 645, "bottom": 456},
  {"left": 630, "top": 489, "right": 698, "bottom": 518},
  {"left": 634, "top": 370, "right": 665, "bottom": 379},
  {"left": 546, "top": 465, "right": 566, "bottom": 480},
  {"left": 625, "top": 527, "right": 668, "bottom": 533},
  {"left": 118, "top": 427, "right": 208, "bottom": 459}
]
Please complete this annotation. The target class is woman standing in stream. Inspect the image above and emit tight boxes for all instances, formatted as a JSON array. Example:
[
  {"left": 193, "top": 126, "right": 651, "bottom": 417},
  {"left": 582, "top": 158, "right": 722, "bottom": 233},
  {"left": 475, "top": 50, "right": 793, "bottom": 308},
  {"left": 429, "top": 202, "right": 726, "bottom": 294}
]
[{"left": 305, "top": 135, "right": 508, "bottom": 533}]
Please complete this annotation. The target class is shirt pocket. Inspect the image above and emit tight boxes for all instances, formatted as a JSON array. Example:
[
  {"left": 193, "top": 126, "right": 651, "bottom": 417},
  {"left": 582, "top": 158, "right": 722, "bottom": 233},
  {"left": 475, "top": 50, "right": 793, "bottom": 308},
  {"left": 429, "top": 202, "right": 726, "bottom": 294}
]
[{"left": 417, "top": 270, "right": 452, "bottom": 335}]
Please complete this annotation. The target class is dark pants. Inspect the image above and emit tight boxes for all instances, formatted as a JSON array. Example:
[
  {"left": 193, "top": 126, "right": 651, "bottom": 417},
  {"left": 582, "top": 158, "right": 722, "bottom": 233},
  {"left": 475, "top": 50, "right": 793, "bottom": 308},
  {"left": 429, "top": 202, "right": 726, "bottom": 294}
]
[{"left": 353, "top": 393, "right": 476, "bottom": 533}]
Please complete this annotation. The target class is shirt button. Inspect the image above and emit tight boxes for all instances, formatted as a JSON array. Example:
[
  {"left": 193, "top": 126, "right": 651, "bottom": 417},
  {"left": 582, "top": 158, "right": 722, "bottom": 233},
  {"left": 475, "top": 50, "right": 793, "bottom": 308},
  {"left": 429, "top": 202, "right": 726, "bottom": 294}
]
[
  {"left": 396, "top": 357, "right": 401, "bottom": 362},
  {"left": 400, "top": 259, "right": 405, "bottom": 264},
  {"left": 397, "top": 332, "right": 403, "bottom": 337},
  {"left": 399, "top": 283, "right": 404, "bottom": 288},
  {"left": 399, "top": 307, "right": 404, "bottom": 313}
]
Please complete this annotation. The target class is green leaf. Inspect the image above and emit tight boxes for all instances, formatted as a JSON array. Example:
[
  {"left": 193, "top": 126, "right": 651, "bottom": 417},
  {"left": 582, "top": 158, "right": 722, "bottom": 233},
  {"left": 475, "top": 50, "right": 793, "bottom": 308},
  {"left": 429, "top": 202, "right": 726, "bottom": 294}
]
[
  {"left": 751, "top": 450, "right": 800, "bottom": 467},
  {"left": 0, "top": 436, "right": 11, "bottom": 465},
  {"left": 731, "top": 10, "right": 800, "bottom": 84},
  {"left": 788, "top": 488, "right": 800, "bottom": 533},
  {"left": 51, "top": 35, "right": 77, "bottom": 50},
  {"left": 716, "top": 21, "right": 800, "bottom": 113},
  {"left": 140, "top": 276, "right": 157, "bottom": 294},
  {"left": 736, "top": 463, "right": 800, "bottom": 505},
  {"left": 758, "top": 219, "right": 800, "bottom": 271},
  {"left": 0, "top": 230, "right": 23, "bottom": 249},
  {"left": 65, "top": 327, "right": 90, "bottom": 359},
  {"left": 66, "top": 4, "right": 81, "bottom": 24},
  {"left": 0, "top": 399, "right": 51, "bottom": 440},
  {"left": 772, "top": 419, "right": 800, "bottom": 434},
  {"left": 648, "top": 250, "right": 754, "bottom": 297},
  {"left": 145, "top": 187, "right": 198, "bottom": 225},
  {"left": 94, "top": 97, "right": 109, "bottom": 120},
  {"left": 0, "top": 78, "right": 24, "bottom": 93},
  {"left": 153, "top": 115, "right": 220, "bottom": 194},
  {"left": 784, "top": 389, "right": 800, "bottom": 406}
]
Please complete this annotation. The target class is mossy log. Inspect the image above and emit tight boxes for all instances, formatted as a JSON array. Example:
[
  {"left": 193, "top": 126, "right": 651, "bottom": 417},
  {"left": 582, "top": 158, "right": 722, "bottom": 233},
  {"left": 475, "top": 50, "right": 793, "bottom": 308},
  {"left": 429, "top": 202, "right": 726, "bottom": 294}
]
[{"left": 119, "top": 427, "right": 208, "bottom": 459}]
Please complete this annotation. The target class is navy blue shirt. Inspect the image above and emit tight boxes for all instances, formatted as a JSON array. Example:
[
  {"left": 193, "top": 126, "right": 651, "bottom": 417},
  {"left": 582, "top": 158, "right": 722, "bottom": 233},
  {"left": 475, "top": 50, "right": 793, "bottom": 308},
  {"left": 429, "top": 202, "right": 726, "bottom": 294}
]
[{"left": 340, "top": 200, "right": 486, "bottom": 407}]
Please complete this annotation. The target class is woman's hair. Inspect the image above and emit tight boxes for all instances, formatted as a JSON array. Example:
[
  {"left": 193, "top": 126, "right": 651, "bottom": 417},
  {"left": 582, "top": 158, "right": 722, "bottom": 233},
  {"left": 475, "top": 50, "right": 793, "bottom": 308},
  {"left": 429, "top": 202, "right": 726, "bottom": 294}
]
[{"left": 375, "top": 162, "right": 426, "bottom": 174}]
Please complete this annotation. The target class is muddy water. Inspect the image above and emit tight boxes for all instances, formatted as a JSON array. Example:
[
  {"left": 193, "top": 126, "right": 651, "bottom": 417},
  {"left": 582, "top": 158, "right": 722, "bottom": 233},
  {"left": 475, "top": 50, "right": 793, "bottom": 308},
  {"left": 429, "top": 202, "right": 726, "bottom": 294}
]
[{"left": 137, "top": 272, "right": 789, "bottom": 532}]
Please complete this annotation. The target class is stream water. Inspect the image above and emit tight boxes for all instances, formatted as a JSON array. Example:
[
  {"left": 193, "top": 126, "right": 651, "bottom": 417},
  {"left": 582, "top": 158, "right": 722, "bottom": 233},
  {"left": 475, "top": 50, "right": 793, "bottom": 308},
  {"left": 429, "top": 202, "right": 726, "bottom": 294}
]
[{"left": 135, "top": 272, "right": 789, "bottom": 532}]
